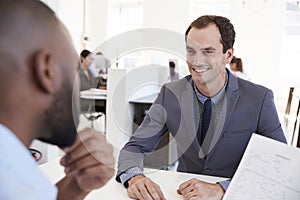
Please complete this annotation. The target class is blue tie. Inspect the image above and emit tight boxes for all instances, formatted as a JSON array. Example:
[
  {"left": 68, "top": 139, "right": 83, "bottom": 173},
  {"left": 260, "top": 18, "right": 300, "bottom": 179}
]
[{"left": 199, "top": 99, "right": 212, "bottom": 145}]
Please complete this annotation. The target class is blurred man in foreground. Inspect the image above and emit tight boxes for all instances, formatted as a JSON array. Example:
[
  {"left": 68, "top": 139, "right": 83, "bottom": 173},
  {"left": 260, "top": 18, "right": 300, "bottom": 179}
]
[{"left": 0, "top": 0, "right": 115, "bottom": 199}]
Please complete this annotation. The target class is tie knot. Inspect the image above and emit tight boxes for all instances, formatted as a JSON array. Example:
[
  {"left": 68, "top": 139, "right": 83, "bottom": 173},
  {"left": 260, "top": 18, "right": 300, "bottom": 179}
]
[{"left": 204, "top": 99, "right": 211, "bottom": 109}]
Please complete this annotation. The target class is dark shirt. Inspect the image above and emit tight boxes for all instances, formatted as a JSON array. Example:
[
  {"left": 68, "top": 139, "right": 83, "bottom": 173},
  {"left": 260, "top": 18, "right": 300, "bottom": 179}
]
[{"left": 78, "top": 68, "right": 98, "bottom": 91}]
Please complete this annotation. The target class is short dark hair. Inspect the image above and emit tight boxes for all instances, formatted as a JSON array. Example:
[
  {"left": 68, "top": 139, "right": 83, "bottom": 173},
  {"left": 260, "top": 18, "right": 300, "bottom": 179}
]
[
  {"left": 169, "top": 61, "right": 175, "bottom": 68},
  {"left": 185, "top": 15, "right": 235, "bottom": 53},
  {"left": 80, "top": 49, "right": 92, "bottom": 59}
]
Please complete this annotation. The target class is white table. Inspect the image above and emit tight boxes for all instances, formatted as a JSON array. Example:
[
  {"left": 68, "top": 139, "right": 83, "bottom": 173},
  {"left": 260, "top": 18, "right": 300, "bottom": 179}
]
[
  {"left": 128, "top": 93, "right": 159, "bottom": 104},
  {"left": 80, "top": 88, "right": 107, "bottom": 100},
  {"left": 80, "top": 89, "right": 107, "bottom": 129},
  {"left": 80, "top": 89, "right": 107, "bottom": 112},
  {"left": 40, "top": 158, "right": 228, "bottom": 199}
]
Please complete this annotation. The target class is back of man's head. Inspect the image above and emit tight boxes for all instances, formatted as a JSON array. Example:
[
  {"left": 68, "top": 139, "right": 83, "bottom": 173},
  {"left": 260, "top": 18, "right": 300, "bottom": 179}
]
[
  {"left": 0, "top": 0, "right": 79, "bottom": 148},
  {"left": 0, "top": 0, "right": 59, "bottom": 91},
  {"left": 0, "top": 0, "right": 58, "bottom": 48}
]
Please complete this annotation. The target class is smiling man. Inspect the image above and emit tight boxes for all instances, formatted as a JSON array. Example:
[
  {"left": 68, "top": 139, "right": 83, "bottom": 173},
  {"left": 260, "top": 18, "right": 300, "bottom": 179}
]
[{"left": 116, "top": 15, "right": 286, "bottom": 200}]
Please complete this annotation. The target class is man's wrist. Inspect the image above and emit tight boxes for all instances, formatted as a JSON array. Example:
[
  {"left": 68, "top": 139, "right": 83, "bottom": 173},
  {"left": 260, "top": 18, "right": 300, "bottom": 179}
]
[
  {"left": 126, "top": 174, "right": 145, "bottom": 188},
  {"left": 214, "top": 183, "right": 225, "bottom": 199},
  {"left": 56, "top": 176, "right": 89, "bottom": 200},
  {"left": 217, "top": 180, "right": 230, "bottom": 191},
  {"left": 119, "top": 166, "right": 144, "bottom": 188}
]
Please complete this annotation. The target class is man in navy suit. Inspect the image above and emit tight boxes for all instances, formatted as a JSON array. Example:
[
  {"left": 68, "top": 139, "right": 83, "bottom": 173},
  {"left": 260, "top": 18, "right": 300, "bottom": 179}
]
[{"left": 116, "top": 15, "right": 286, "bottom": 200}]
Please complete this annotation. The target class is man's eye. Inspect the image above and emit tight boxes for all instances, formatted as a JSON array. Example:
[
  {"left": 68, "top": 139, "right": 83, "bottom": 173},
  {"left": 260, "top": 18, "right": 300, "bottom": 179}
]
[
  {"left": 186, "top": 49, "right": 196, "bottom": 55},
  {"left": 202, "top": 50, "right": 214, "bottom": 55}
]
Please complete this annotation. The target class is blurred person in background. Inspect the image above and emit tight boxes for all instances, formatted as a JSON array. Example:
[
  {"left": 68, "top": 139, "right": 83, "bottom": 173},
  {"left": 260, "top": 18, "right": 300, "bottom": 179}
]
[
  {"left": 229, "top": 56, "right": 249, "bottom": 80},
  {"left": 79, "top": 50, "right": 99, "bottom": 91},
  {"left": 167, "top": 61, "right": 179, "bottom": 82}
]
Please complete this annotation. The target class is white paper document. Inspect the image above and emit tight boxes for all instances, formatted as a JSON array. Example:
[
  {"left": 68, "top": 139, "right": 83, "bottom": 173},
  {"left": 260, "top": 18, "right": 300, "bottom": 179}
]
[{"left": 223, "top": 134, "right": 300, "bottom": 200}]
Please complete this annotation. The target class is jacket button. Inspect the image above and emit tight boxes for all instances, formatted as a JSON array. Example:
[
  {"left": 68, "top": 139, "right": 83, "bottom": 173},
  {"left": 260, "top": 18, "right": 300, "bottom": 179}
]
[{"left": 204, "top": 168, "right": 211, "bottom": 173}]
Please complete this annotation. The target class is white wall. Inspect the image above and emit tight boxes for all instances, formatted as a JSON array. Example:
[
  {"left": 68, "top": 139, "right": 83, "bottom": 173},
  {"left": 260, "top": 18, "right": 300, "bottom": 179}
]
[
  {"left": 87, "top": 0, "right": 109, "bottom": 51},
  {"left": 57, "top": 0, "right": 84, "bottom": 53},
  {"left": 106, "top": 68, "right": 129, "bottom": 149},
  {"left": 106, "top": 67, "right": 163, "bottom": 149},
  {"left": 44, "top": 0, "right": 109, "bottom": 54},
  {"left": 229, "top": 0, "right": 285, "bottom": 89},
  {"left": 47, "top": 0, "right": 287, "bottom": 89},
  {"left": 143, "top": 0, "right": 190, "bottom": 33},
  {"left": 40, "top": 0, "right": 294, "bottom": 156}
]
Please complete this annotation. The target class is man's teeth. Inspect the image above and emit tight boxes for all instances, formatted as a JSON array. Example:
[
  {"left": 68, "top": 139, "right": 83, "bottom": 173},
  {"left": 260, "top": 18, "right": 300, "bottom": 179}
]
[{"left": 193, "top": 68, "right": 209, "bottom": 73}]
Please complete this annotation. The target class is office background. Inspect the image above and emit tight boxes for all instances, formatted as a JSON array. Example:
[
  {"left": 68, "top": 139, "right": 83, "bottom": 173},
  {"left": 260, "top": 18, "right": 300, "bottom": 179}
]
[
  {"left": 41, "top": 0, "right": 299, "bottom": 86},
  {"left": 34, "top": 0, "right": 300, "bottom": 162}
]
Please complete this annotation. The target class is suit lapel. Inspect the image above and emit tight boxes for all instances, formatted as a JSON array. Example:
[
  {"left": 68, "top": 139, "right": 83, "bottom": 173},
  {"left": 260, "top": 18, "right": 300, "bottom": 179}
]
[
  {"left": 222, "top": 70, "right": 240, "bottom": 132},
  {"left": 174, "top": 72, "right": 241, "bottom": 159},
  {"left": 181, "top": 84, "right": 198, "bottom": 138},
  {"left": 200, "top": 70, "right": 240, "bottom": 159},
  {"left": 170, "top": 77, "right": 200, "bottom": 157}
]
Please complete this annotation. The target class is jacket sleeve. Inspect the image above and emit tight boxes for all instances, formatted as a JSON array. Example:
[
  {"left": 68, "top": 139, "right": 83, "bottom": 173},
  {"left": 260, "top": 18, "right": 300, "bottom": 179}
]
[
  {"left": 258, "top": 89, "right": 286, "bottom": 143},
  {"left": 116, "top": 85, "right": 169, "bottom": 181}
]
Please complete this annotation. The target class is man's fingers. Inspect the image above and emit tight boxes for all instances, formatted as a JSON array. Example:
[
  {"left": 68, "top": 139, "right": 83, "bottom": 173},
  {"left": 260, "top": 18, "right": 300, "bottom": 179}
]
[
  {"left": 64, "top": 153, "right": 109, "bottom": 175},
  {"left": 62, "top": 143, "right": 113, "bottom": 168},
  {"left": 61, "top": 143, "right": 88, "bottom": 166},
  {"left": 178, "top": 179, "right": 191, "bottom": 195},
  {"left": 138, "top": 184, "right": 155, "bottom": 200},
  {"left": 61, "top": 130, "right": 112, "bottom": 167},
  {"left": 128, "top": 176, "right": 166, "bottom": 200},
  {"left": 75, "top": 164, "right": 115, "bottom": 191},
  {"left": 178, "top": 179, "right": 225, "bottom": 200},
  {"left": 183, "top": 189, "right": 198, "bottom": 200},
  {"left": 64, "top": 128, "right": 105, "bottom": 153},
  {"left": 145, "top": 181, "right": 165, "bottom": 200},
  {"left": 76, "top": 164, "right": 115, "bottom": 182},
  {"left": 128, "top": 184, "right": 145, "bottom": 200}
]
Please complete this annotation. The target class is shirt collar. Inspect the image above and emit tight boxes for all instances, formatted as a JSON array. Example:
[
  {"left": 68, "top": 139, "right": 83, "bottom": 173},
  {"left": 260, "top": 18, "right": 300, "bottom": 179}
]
[{"left": 193, "top": 71, "right": 228, "bottom": 104}]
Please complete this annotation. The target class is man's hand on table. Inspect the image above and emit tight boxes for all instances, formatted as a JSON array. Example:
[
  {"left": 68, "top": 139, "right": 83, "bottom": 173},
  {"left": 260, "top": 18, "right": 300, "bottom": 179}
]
[
  {"left": 177, "top": 178, "right": 225, "bottom": 200},
  {"left": 57, "top": 128, "right": 115, "bottom": 200},
  {"left": 127, "top": 175, "right": 166, "bottom": 200}
]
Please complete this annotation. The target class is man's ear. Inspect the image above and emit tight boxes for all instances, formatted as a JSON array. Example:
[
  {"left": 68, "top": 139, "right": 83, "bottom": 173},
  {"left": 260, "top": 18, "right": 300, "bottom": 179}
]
[
  {"left": 225, "top": 48, "right": 234, "bottom": 64},
  {"left": 32, "top": 50, "right": 56, "bottom": 93}
]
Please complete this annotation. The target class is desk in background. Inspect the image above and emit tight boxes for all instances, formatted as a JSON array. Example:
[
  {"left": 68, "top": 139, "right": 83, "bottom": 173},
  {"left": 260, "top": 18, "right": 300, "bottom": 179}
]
[
  {"left": 40, "top": 157, "right": 227, "bottom": 200},
  {"left": 129, "top": 93, "right": 178, "bottom": 170},
  {"left": 129, "top": 93, "right": 158, "bottom": 130},
  {"left": 80, "top": 89, "right": 107, "bottom": 114},
  {"left": 80, "top": 89, "right": 107, "bottom": 128}
]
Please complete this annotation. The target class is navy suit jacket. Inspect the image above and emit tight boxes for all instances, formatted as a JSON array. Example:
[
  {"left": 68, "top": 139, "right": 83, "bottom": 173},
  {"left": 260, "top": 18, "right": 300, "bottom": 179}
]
[{"left": 117, "top": 70, "right": 286, "bottom": 181}]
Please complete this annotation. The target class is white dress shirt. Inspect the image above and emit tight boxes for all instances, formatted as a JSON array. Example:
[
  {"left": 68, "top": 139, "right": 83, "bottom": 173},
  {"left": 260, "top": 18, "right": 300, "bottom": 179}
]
[{"left": 0, "top": 124, "right": 57, "bottom": 200}]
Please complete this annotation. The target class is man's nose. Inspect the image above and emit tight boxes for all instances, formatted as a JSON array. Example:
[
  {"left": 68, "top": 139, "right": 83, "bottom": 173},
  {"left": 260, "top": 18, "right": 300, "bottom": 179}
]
[{"left": 190, "top": 52, "right": 205, "bottom": 64}]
